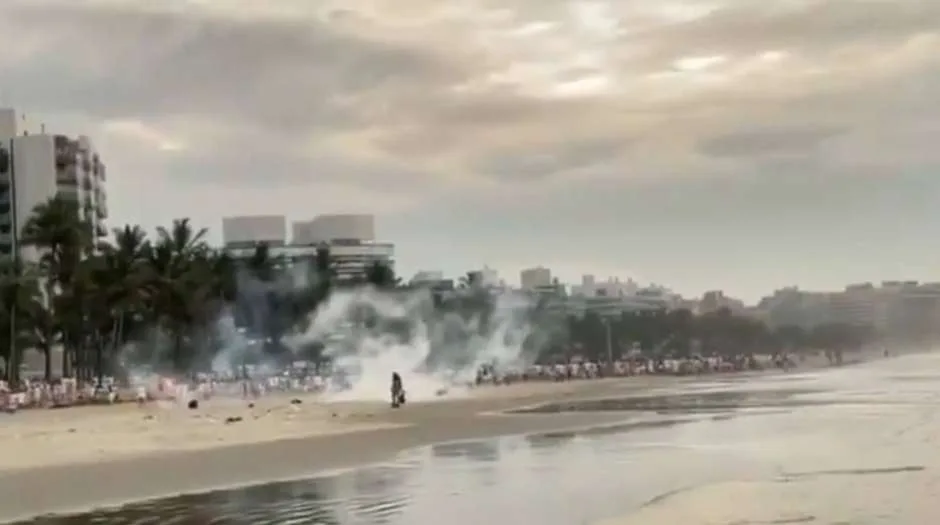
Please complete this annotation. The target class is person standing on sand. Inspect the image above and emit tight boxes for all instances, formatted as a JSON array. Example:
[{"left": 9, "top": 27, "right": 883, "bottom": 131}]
[{"left": 391, "top": 372, "right": 405, "bottom": 408}]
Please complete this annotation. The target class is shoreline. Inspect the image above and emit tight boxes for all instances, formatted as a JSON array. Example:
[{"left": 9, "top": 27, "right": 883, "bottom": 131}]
[
  {"left": 0, "top": 357, "right": 876, "bottom": 523},
  {"left": 0, "top": 377, "right": 677, "bottom": 522}
]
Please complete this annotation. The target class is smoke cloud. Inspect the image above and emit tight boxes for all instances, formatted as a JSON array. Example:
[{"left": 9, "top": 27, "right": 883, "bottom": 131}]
[
  {"left": 285, "top": 286, "right": 539, "bottom": 401},
  {"left": 119, "top": 264, "right": 545, "bottom": 403}
]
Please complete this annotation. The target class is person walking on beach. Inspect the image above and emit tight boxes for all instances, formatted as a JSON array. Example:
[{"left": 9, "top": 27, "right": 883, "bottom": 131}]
[{"left": 390, "top": 372, "right": 405, "bottom": 408}]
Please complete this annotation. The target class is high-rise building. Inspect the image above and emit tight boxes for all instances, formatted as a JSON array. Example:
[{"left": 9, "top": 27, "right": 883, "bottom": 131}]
[{"left": 0, "top": 108, "right": 108, "bottom": 261}]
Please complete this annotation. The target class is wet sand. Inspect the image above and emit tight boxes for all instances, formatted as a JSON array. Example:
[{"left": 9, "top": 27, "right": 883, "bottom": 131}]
[
  {"left": 0, "top": 377, "right": 665, "bottom": 522},
  {"left": 0, "top": 355, "right": 869, "bottom": 522}
]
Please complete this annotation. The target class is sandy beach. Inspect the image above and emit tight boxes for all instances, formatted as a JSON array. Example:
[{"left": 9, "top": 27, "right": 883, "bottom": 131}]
[
  {"left": 0, "top": 355, "right": 865, "bottom": 522},
  {"left": 0, "top": 376, "right": 674, "bottom": 521}
]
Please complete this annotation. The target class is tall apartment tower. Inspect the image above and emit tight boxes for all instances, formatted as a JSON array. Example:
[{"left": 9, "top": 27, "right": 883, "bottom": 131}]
[{"left": 0, "top": 108, "right": 108, "bottom": 261}]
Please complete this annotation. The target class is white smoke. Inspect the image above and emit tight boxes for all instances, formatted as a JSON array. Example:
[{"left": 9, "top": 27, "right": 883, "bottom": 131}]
[
  {"left": 114, "top": 262, "right": 544, "bottom": 402},
  {"left": 285, "top": 286, "right": 539, "bottom": 402},
  {"left": 210, "top": 311, "right": 254, "bottom": 375}
]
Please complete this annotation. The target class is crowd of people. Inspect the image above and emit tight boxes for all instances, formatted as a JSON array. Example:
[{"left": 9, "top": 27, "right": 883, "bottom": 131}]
[
  {"left": 476, "top": 353, "right": 796, "bottom": 385},
  {"left": 0, "top": 352, "right": 804, "bottom": 413}
]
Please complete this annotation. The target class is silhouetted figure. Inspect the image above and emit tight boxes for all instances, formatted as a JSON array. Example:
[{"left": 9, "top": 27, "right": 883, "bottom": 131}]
[{"left": 391, "top": 372, "right": 406, "bottom": 408}]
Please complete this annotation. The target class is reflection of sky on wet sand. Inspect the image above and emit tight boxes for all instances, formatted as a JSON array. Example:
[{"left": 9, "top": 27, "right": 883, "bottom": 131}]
[{"left": 19, "top": 352, "right": 940, "bottom": 524}]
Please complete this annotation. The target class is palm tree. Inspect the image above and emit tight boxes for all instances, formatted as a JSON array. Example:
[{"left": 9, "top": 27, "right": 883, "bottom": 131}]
[
  {"left": 365, "top": 260, "right": 397, "bottom": 288},
  {"left": 95, "top": 226, "right": 152, "bottom": 348},
  {"left": 146, "top": 218, "right": 214, "bottom": 371},
  {"left": 19, "top": 196, "right": 94, "bottom": 378},
  {"left": 0, "top": 258, "right": 45, "bottom": 381}
]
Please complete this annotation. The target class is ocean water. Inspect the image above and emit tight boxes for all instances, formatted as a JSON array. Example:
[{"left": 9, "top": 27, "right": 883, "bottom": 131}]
[{"left": 15, "top": 353, "right": 940, "bottom": 524}]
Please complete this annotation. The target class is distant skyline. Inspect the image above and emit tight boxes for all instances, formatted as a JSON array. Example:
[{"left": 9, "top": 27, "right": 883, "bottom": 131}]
[{"left": 2, "top": 0, "right": 938, "bottom": 303}]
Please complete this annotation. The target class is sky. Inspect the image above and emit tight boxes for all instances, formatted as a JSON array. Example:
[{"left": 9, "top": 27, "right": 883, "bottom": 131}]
[{"left": 1, "top": 0, "right": 938, "bottom": 302}]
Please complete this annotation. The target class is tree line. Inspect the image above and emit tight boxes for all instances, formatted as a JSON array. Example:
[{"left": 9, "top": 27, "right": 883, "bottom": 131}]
[
  {"left": 551, "top": 308, "right": 877, "bottom": 363},
  {"left": 0, "top": 196, "right": 879, "bottom": 384}
]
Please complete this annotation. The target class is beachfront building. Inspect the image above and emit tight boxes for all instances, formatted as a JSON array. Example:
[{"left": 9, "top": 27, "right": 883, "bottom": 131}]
[
  {"left": 0, "top": 108, "right": 108, "bottom": 261},
  {"left": 221, "top": 213, "right": 395, "bottom": 283},
  {"left": 570, "top": 275, "right": 640, "bottom": 297},
  {"left": 520, "top": 266, "right": 552, "bottom": 291},
  {"left": 754, "top": 280, "right": 940, "bottom": 339},
  {"left": 697, "top": 290, "right": 746, "bottom": 315}
]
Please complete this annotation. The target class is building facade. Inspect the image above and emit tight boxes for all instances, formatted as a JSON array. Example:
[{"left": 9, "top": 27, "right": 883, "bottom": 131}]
[
  {"left": 520, "top": 266, "right": 552, "bottom": 290},
  {"left": 0, "top": 108, "right": 108, "bottom": 261},
  {"left": 222, "top": 215, "right": 287, "bottom": 248},
  {"left": 291, "top": 214, "right": 375, "bottom": 245},
  {"left": 757, "top": 287, "right": 832, "bottom": 330},
  {"left": 222, "top": 213, "right": 394, "bottom": 283},
  {"left": 570, "top": 274, "right": 640, "bottom": 297}
]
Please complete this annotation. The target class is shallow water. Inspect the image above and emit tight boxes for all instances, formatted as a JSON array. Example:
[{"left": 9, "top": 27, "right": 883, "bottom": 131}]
[{"left": 16, "top": 353, "right": 940, "bottom": 524}]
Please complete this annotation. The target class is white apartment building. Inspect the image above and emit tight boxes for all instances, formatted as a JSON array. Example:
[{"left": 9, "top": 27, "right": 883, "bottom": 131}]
[
  {"left": 698, "top": 290, "right": 746, "bottom": 315},
  {"left": 520, "top": 266, "right": 552, "bottom": 290},
  {"left": 411, "top": 270, "right": 444, "bottom": 284},
  {"left": 757, "top": 280, "right": 940, "bottom": 335},
  {"left": 827, "top": 283, "right": 886, "bottom": 328},
  {"left": 757, "top": 287, "right": 832, "bottom": 329},
  {"left": 465, "top": 267, "right": 500, "bottom": 288},
  {"left": 570, "top": 274, "right": 640, "bottom": 297},
  {"left": 222, "top": 215, "right": 287, "bottom": 247},
  {"left": 291, "top": 214, "right": 374, "bottom": 245},
  {"left": 222, "top": 213, "right": 394, "bottom": 282},
  {"left": 0, "top": 108, "right": 108, "bottom": 261}
]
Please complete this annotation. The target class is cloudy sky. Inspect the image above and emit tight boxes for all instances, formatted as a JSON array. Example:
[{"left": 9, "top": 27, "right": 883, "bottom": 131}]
[{"left": 2, "top": 0, "right": 938, "bottom": 301}]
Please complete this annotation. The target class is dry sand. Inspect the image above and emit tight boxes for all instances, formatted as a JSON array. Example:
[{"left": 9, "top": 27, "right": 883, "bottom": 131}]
[
  {"left": 0, "top": 394, "right": 404, "bottom": 471},
  {"left": 0, "top": 376, "right": 667, "bottom": 471}
]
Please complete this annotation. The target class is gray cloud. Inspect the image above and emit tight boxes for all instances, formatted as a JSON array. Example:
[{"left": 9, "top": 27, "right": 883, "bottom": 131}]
[
  {"left": 471, "top": 138, "right": 629, "bottom": 180},
  {"left": 0, "top": 2, "right": 461, "bottom": 134},
  {"left": 632, "top": 0, "right": 940, "bottom": 63},
  {"left": 698, "top": 125, "right": 847, "bottom": 158},
  {"left": 2, "top": 0, "right": 939, "bottom": 294}
]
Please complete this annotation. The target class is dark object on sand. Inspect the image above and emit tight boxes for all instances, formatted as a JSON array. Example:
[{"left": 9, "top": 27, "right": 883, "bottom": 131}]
[
  {"left": 391, "top": 372, "right": 406, "bottom": 408},
  {"left": 391, "top": 390, "right": 406, "bottom": 408},
  {"left": 224, "top": 416, "right": 242, "bottom": 424},
  {"left": 290, "top": 398, "right": 302, "bottom": 405},
  {"left": 187, "top": 399, "right": 199, "bottom": 410}
]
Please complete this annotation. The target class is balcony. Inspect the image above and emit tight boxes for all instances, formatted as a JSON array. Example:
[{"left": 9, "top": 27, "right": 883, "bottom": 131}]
[
  {"left": 56, "top": 165, "right": 79, "bottom": 185},
  {"left": 95, "top": 222, "right": 107, "bottom": 237},
  {"left": 56, "top": 186, "right": 79, "bottom": 200},
  {"left": 55, "top": 148, "right": 76, "bottom": 167},
  {"left": 96, "top": 201, "right": 108, "bottom": 219}
]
